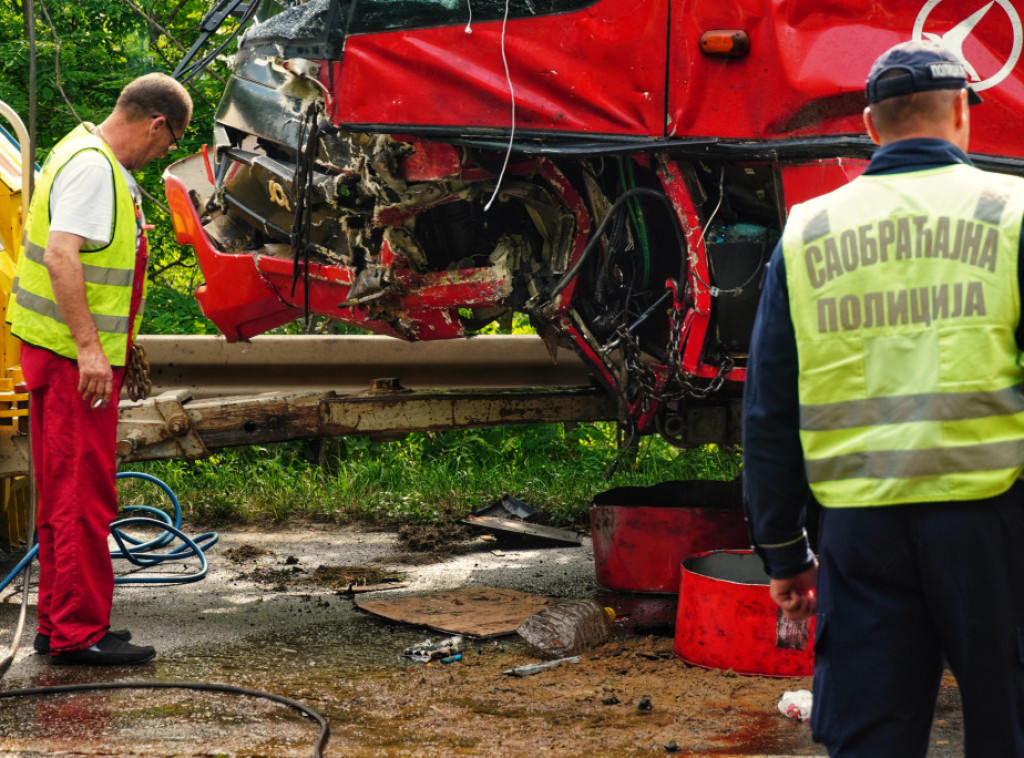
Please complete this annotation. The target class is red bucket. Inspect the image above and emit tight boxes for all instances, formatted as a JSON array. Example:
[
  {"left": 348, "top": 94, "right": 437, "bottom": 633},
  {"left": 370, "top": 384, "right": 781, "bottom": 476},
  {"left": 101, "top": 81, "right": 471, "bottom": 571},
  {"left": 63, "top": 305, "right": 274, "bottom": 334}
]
[
  {"left": 674, "top": 549, "right": 815, "bottom": 677},
  {"left": 590, "top": 480, "right": 749, "bottom": 594}
]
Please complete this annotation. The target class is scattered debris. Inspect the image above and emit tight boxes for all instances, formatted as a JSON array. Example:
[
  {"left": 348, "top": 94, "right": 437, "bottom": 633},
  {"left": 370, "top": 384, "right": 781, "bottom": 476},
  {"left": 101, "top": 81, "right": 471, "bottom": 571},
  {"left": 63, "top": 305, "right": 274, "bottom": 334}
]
[
  {"left": 241, "top": 560, "right": 408, "bottom": 593},
  {"left": 502, "top": 656, "right": 581, "bottom": 677},
  {"left": 637, "top": 697, "right": 653, "bottom": 712},
  {"left": 665, "top": 740, "right": 681, "bottom": 753},
  {"left": 473, "top": 494, "right": 536, "bottom": 520},
  {"left": 403, "top": 635, "right": 464, "bottom": 663}
]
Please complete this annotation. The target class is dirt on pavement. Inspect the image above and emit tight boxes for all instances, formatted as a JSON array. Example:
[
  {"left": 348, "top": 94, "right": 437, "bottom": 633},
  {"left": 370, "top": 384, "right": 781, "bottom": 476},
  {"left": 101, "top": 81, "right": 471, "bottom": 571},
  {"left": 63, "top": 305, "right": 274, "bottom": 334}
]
[{"left": 0, "top": 523, "right": 965, "bottom": 757}]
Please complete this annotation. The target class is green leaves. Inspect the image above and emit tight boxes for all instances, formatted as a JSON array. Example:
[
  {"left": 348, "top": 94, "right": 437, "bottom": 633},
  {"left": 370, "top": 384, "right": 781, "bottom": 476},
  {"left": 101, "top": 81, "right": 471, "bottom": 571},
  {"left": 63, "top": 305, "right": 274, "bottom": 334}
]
[{"left": 0, "top": 0, "right": 232, "bottom": 328}]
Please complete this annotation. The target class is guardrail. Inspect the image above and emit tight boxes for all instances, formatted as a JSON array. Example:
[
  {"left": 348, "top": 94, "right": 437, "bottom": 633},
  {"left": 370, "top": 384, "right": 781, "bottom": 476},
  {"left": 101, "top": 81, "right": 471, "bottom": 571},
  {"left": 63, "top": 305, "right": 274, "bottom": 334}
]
[{"left": 135, "top": 334, "right": 598, "bottom": 398}]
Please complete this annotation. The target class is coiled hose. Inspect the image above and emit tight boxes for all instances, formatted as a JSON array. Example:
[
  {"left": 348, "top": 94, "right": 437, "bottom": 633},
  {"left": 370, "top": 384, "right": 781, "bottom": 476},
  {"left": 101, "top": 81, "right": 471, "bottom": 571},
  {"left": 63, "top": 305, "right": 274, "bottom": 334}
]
[
  {"left": 0, "top": 472, "right": 331, "bottom": 757},
  {"left": 0, "top": 471, "right": 219, "bottom": 594}
]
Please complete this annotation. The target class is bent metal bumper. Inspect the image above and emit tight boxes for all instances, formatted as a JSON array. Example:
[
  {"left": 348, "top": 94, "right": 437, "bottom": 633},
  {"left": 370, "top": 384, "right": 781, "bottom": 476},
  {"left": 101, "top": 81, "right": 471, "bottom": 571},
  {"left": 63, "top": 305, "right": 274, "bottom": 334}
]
[{"left": 163, "top": 152, "right": 514, "bottom": 342}]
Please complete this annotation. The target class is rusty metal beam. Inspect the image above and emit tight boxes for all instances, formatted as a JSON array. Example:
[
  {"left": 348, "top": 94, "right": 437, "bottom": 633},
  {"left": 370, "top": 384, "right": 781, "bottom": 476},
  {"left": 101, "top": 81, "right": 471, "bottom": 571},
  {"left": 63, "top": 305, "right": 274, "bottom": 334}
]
[
  {"left": 111, "top": 334, "right": 618, "bottom": 463},
  {"left": 117, "top": 385, "right": 616, "bottom": 463}
]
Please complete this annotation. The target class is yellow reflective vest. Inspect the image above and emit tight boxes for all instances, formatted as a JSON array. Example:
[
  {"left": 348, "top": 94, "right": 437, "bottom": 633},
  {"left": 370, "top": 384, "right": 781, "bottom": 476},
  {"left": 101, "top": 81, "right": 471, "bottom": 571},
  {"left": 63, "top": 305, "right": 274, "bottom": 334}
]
[
  {"left": 782, "top": 163, "right": 1024, "bottom": 506},
  {"left": 7, "top": 124, "right": 145, "bottom": 367}
]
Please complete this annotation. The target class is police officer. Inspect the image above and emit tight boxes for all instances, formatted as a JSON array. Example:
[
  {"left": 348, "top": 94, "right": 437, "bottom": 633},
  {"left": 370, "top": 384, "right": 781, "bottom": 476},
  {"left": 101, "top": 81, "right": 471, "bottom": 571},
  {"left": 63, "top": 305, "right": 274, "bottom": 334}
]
[
  {"left": 743, "top": 40, "right": 1024, "bottom": 756},
  {"left": 7, "top": 73, "right": 191, "bottom": 665}
]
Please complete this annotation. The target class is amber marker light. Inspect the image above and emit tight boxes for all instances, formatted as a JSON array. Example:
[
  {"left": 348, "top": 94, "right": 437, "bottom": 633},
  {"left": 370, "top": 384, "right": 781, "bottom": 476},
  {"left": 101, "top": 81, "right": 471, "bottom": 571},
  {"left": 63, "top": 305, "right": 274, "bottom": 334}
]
[{"left": 699, "top": 30, "right": 751, "bottom": 58}]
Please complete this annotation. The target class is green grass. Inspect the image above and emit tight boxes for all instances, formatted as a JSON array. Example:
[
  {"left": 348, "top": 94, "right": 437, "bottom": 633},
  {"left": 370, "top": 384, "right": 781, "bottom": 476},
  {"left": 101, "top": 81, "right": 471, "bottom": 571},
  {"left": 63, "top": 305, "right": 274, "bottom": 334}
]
[{"left": 119, "top": 423, "right": 740, "bottom": 529}]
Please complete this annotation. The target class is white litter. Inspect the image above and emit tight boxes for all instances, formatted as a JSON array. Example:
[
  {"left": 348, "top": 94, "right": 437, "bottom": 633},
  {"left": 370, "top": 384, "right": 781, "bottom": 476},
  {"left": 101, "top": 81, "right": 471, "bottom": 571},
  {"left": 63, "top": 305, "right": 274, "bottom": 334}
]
[{"left": 778, "top": 689, "right": 813, "bottom": 722}]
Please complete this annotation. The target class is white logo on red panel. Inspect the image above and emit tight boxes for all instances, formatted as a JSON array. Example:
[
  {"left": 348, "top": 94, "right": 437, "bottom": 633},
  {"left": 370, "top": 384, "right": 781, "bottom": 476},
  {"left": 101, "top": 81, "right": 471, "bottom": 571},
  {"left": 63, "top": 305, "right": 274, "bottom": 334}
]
[{"left": 913, "top": 0, "right": 1022, "bottom": 92}]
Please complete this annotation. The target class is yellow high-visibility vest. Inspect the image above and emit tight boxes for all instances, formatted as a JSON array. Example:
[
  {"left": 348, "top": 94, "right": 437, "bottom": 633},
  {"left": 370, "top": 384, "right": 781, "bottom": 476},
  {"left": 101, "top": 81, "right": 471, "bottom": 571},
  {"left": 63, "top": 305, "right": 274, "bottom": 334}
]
[
  {"left": 782, "top": 163, "right": 1024, "bottom": 506},
  {"left": 7, "top": 124, "right": 144, "bottom": 367}
]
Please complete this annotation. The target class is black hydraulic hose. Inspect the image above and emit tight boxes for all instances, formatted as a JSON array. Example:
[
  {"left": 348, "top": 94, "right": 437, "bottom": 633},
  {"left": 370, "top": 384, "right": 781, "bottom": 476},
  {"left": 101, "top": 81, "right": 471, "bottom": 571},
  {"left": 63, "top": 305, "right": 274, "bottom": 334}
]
[
  {"left": 290, "top": 104, "right": 320, "bottom": 328},
  {"left": 0, "top": 680, "right": 331, "bottom": 758},
  {"left": 173, "top": 0, "right": 260, "bottom": 85},
  {"left": 548, "top": 186, "right": 688, "bottom": 301}
]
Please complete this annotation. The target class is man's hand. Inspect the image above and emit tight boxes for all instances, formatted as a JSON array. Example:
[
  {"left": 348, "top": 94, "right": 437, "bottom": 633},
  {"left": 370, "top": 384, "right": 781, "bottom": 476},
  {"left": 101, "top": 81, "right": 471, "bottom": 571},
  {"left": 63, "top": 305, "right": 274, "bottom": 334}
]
[
  {"left": 76, "top": 343, "right": 113, "bottom": 408},
  {"left": 769, "top": 563, "right": 819, "bottom": 620},
  {"left": 44, "top": 231, "right": 113, "bottom": 407}
]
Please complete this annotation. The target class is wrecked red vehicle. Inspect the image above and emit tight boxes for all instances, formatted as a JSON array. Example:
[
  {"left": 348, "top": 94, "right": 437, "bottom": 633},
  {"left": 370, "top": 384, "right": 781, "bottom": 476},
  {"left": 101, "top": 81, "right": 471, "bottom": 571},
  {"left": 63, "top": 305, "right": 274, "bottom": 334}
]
[{"left": 164, "top": 0, "right": 1024, "bottom": 442}]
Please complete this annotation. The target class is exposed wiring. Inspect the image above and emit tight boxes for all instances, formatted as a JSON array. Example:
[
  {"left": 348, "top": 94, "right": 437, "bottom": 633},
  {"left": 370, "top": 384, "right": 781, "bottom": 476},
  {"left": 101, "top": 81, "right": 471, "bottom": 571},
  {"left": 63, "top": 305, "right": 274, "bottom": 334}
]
[
  {"left": 483, "top": 0, "right": 515, "bottom": 212},
  {"left": 690, "top": 165, "right": 768, "bottom": 297},
  {"left": 0, "top": 681, "right": 330, "bottom": 758},
  {"left": 548, "top": 187, "right": 687, "bottom": 301},
  {"left": 289, "top": 102, "right": 322, "bottom": 329},
  {"left": 618, "top": 157, "right": 652, "bottom": 288}
]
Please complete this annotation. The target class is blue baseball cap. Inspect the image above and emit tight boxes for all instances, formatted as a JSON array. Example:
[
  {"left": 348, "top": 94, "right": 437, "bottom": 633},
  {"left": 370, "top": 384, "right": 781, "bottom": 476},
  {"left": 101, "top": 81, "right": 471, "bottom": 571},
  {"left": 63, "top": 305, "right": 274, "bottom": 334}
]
[{"left": 866, "top": 40, "right": 982, "bottom": 106}]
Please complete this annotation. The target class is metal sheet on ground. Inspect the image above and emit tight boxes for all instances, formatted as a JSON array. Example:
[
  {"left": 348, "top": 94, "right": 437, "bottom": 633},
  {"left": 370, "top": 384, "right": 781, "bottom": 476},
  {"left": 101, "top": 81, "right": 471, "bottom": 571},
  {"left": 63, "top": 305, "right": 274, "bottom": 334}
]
[
  {"left": 461, "top": 515, "right": 582, "bottom": 546},
  {"left": 355, "top": 586, "right": 558, "bottom": 638}
]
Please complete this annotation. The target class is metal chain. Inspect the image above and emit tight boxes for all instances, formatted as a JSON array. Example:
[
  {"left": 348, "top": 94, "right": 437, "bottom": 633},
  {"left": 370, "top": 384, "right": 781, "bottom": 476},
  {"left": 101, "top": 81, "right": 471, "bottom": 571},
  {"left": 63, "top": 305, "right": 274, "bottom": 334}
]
[
  {"left": 125, "top": 343, "right": 152, "bottom": 402},
  {"left": 615, "top": 305, "right": 733, "bottom": 406}
]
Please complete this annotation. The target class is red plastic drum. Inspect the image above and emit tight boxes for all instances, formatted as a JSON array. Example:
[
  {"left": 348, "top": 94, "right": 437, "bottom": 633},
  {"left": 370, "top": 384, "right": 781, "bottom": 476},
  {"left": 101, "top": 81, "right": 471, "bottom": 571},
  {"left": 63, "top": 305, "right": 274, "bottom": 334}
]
[
  {"left": 590, "top": 480, "right": 749, "bottom": 594},
  {"left": 674, "top": 549, "right": 815, "bottom": 677}
]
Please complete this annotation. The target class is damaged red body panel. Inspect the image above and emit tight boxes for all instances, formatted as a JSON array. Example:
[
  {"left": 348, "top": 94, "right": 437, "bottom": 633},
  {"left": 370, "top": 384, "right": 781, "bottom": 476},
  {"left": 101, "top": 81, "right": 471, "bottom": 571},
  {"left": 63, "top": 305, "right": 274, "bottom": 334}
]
[{"left": 165, "top": 0, "right": 1024, "bottom": 439}]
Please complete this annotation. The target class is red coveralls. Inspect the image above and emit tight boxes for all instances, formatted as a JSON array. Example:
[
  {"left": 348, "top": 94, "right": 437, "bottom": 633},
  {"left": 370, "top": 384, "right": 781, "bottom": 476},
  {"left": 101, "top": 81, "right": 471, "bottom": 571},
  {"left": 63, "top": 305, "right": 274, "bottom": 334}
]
[{"left": 24, "top": 226, "right": 148, "bottom": 654}]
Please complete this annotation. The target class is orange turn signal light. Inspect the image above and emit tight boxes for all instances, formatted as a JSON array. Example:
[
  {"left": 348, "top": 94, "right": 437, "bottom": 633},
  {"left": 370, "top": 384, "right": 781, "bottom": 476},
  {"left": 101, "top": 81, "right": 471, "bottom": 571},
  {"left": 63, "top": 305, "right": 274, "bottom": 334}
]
[{"left": 699, "top": 30, "right": 750, "bottom": 58}]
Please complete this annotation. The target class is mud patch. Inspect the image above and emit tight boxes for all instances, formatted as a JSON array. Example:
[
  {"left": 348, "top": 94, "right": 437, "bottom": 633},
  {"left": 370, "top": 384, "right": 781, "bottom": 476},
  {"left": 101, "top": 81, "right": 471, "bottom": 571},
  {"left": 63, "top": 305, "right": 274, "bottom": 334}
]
[
  {"left": 224, "top": 543, "right": 274, "bottom": 563},
  {"left": 310, "top": 564, "right": 407, "bottom": 591},
  {"left": 395, "top": 522, "right": 475, "bottom": 562},
  {"left": 242, "top": 558, "right": 407, "bottom": 593}
]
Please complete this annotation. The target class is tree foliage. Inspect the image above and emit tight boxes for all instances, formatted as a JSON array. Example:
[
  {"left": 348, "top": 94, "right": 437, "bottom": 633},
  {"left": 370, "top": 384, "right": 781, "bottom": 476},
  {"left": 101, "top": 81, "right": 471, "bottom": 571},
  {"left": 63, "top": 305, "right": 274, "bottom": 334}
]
[{"left": 0, "top": 0, "right": 242, "bottom": 334}]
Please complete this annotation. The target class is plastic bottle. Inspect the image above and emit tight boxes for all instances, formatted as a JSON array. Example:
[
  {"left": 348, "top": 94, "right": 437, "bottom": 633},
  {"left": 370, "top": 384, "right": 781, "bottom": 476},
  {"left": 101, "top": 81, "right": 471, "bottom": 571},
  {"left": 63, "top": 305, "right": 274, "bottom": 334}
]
[
  {"left": 516, "top": 600, "right": 615, "bottom": 659},
  {"left": 777, "top": 689, "right": 813, "bottom": 722}
]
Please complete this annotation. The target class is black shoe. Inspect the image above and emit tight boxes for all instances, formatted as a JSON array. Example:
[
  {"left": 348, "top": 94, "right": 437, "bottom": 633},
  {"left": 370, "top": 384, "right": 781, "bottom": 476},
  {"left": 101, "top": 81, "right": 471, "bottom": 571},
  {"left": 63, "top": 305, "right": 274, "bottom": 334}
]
[
  {"left": 51, "top": 632, "right": 155, "bottom": 666},
  {"left": 34, "top": 628, "right": 132, "bottom": 655}
]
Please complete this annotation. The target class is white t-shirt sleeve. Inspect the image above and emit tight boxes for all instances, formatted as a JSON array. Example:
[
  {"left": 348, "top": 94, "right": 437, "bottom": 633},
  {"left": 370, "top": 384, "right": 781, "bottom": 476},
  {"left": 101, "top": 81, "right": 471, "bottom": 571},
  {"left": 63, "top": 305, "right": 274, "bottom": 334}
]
[{"left": 49, "top": 150, "right": 116, "bottom": 248}]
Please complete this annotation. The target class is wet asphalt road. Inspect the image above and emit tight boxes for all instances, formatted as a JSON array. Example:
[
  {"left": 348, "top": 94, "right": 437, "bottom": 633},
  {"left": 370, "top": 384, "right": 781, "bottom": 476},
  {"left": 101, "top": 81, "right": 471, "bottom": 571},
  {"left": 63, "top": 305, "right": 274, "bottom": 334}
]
[{"left": 0, "top": 524, "right": 965, "bottom": 756}]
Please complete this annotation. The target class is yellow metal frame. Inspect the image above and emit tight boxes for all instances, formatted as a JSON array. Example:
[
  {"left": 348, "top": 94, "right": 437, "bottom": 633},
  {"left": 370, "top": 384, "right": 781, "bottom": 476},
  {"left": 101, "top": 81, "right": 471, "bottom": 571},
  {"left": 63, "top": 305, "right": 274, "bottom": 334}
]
[{"left": 0, "top": 102, "right": 32, "bottom": 547}]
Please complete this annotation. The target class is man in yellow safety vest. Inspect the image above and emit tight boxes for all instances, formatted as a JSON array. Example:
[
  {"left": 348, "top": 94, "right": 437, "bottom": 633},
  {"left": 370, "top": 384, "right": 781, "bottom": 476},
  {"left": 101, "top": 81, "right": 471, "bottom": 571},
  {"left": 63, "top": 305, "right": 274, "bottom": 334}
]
[{"left": 7, "top": 73, "right": 191, "bottom": 665}]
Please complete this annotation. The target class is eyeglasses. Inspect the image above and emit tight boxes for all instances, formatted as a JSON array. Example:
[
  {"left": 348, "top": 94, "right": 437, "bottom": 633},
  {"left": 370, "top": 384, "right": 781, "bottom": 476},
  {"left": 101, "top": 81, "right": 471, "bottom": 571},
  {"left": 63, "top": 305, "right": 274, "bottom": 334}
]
[{"left": 161, "top": 116, "right": 181, "bottom": 150}]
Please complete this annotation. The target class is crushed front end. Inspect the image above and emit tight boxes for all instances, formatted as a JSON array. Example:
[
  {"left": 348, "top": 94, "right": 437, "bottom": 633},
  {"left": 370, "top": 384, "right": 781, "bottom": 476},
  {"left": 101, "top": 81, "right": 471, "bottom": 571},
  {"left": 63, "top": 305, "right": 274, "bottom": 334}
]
[{"left": 166, "top": 0, "right": 907, "bottom": 440}]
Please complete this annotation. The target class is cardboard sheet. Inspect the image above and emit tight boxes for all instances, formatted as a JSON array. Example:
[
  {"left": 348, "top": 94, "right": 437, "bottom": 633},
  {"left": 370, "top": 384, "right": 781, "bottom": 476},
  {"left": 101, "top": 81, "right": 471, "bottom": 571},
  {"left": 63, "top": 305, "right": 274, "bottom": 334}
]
[{"left": 355, "top": 586, "right": 559, "bottom": 638}]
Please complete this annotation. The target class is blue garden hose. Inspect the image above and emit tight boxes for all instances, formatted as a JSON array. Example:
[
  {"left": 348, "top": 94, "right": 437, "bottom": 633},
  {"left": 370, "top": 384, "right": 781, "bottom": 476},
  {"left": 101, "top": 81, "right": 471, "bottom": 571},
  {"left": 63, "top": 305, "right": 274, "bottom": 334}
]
[{"left": 0, "top": 472, "right": 218, "bottom": 593}]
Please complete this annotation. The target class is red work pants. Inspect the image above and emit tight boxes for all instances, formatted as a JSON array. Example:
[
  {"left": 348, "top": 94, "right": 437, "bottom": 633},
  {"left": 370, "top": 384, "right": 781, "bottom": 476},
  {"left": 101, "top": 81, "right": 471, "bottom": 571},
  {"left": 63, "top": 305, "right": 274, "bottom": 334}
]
[{"left": 21, "top": 342, "right": 126, "bottom": 653}]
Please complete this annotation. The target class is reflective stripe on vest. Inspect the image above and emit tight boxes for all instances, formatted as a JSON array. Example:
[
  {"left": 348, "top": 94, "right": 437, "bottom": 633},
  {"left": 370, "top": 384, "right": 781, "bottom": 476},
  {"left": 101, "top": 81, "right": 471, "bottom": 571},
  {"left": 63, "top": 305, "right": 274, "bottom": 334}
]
[
  {"left": 782, "top": 163, "right": 1024, "bottom": 507},
  {"left": 6, "top": 124, "right": 141, "bottom": 366}
]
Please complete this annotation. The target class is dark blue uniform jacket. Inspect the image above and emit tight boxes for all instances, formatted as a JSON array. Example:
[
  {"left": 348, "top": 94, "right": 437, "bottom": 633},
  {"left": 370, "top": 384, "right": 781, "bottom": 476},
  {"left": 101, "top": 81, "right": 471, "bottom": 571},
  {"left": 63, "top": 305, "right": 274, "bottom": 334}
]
[{"left": 742, "top": 138, "right": 1024, "bottom": 579}]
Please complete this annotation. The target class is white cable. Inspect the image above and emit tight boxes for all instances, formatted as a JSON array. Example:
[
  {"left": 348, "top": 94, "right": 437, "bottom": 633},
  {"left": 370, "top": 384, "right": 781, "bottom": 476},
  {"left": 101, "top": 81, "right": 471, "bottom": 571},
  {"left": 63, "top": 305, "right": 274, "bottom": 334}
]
[
  {"left": 483, "top": 0, "right": 514, "bottom": 212},
  {"left": 465, "top": 0, "right": 473, "bottom": 33}
]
